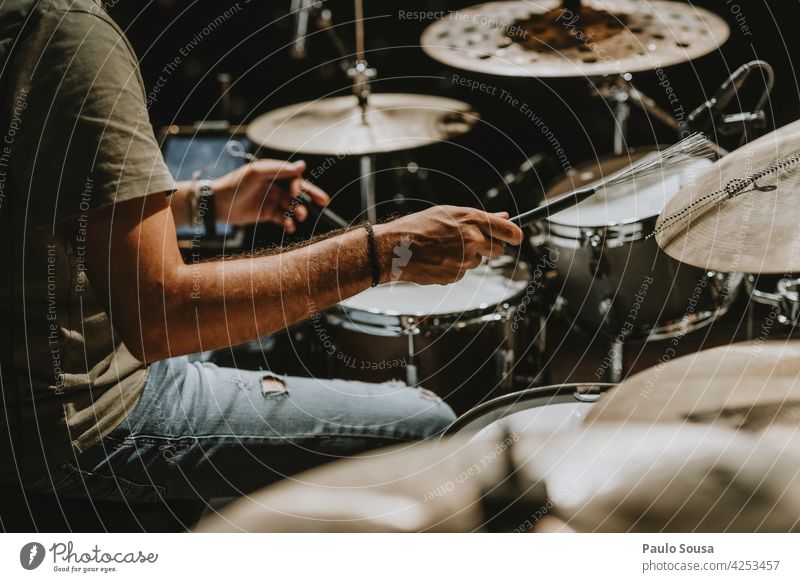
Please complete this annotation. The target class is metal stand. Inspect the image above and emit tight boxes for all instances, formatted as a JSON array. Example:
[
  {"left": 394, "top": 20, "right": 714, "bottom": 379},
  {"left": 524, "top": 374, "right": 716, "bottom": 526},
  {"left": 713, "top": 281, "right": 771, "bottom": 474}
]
[
  {"left": 348, "top": 1, "right": 379, "bottom": 222},
  {"left": 290, "top": 0, "right": 381, "bottom": 222},
  {"left": 607, "top": 337, "right": 625, "bottom": 384},
  {"left": 597, "top": 74, "right": 730, "bottom": 157},
  {"left": 359, "top": 155, "right": 377, "bottom": 223}
]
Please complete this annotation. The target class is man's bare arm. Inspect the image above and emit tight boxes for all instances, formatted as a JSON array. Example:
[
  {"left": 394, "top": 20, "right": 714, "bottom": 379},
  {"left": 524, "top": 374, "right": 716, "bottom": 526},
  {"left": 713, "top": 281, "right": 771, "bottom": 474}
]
[{"left": 79, "top": 193, "right": 522, "bottom": 363}]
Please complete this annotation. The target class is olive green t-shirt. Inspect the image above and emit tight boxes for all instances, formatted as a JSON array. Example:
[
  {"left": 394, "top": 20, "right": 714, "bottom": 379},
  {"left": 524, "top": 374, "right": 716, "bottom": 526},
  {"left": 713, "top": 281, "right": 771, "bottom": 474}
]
[{"left": 0, "top": 0, "right": 175, "bottom": 483}]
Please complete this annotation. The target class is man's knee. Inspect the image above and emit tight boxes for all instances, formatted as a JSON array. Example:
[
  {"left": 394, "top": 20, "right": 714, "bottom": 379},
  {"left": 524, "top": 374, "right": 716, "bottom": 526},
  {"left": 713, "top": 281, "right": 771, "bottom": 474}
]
[{"left": 401, "top": 386, "right": 457, "bottom": 438}]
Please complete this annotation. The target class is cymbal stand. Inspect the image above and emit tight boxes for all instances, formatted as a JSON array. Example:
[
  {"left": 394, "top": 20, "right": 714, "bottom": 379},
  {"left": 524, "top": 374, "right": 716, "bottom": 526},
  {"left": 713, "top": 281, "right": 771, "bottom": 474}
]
[
  {"left": 348, "top": 0, "right": 378, "bottom": 222},
  {"left": 288, "top": 0, "right": 380, "bottom": 223},
  {"left": 595, "top": 74, "right": 728, "bottom": 158}
]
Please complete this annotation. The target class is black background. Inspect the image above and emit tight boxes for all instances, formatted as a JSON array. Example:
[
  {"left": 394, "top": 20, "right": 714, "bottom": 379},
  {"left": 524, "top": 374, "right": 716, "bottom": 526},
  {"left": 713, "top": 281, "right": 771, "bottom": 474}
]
[{"left": 108, "top": 0, "right": 800, "bottom": 217}]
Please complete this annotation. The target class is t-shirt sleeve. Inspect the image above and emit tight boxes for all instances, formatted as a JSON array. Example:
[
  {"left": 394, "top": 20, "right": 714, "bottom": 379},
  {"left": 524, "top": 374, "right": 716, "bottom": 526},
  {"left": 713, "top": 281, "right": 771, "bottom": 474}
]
[{"left": 11, "top": 7, "right": 175, "bottom": 228}]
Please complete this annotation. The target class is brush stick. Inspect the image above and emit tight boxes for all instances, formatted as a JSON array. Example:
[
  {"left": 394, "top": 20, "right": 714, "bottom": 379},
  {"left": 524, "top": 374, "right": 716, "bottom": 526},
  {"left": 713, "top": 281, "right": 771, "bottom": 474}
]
[{"left": 510, "top": 133, "right": 716, "bottom": 228}]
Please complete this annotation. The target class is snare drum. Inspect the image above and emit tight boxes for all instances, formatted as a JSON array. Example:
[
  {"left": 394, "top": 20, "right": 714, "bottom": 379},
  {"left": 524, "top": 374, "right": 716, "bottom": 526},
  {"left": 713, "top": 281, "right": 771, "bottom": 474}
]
[
  {"left": 443, "top": 383, "right": 614, "bottom": 440},
  {"left": 323, "top": 257, "right": 544, "bottom": 413},
  {"left": 538, "top": 150, "right": 742, "bottom": 340}
]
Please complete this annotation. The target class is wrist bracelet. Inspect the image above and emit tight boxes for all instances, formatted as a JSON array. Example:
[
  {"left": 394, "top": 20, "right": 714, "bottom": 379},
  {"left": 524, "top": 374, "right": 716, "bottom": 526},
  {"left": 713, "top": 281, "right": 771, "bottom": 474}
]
[
  {"left": 364, "top": 223, "right": 380, "bottom": 287},
  {"left": 198, "top": 179, "right": 216, "bottom": 238},
  {"left": 187, "top": 171, "right": 201, "bottom": 233}
]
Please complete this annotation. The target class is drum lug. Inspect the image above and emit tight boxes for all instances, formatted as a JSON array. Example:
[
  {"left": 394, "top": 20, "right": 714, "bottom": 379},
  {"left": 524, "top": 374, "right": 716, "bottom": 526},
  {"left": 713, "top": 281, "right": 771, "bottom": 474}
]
[
  {"left": 496, "top": 347, "right": 515, "bottom": 391},
  {"left": 777, "top": 277, "right": 800, "bottom": 326},
  {"left": 402, "top": 317, "right": 420, "bottom": 386},
  {"left": 585, "top": 231, "right": 609, "bottom": 279}
]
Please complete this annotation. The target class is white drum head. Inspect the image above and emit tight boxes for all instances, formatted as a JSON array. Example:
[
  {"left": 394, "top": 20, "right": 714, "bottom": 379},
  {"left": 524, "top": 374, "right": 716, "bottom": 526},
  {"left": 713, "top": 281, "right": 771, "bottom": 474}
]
[
  {"left": 471, "top": 401, "right": 593, "bottom": 443},
  {"left": 548, "top": 157, "right": 713, "bottom": 228},
  {"left": 342, "top": 262, "right": 526, "bottom": 317}
]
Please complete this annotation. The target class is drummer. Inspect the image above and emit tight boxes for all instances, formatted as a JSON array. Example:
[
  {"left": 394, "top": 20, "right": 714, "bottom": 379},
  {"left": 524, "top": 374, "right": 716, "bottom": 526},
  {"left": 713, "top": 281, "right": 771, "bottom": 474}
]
[{"left": 0, "top": 0, "right": 523, "bottom": 501}]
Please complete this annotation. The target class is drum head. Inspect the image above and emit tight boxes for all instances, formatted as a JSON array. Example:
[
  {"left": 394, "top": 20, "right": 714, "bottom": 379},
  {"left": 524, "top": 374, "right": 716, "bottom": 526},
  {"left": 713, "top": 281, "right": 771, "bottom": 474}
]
[
  {"left": 546, "top": 152, "right": 713, "bottom": 228},
  {"left": 341, "top": 260, "right": 527, "bottom": 318}
]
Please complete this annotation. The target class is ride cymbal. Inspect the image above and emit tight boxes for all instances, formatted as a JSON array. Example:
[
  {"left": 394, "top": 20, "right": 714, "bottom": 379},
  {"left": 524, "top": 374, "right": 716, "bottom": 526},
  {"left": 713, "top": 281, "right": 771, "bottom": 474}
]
[{"left": 421, "top": 0, "right": 729, "bottom": 78}]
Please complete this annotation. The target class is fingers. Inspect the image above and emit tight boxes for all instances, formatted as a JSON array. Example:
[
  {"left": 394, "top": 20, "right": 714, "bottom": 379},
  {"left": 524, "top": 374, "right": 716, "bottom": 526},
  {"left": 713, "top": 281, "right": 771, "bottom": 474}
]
[
  {"left": 298, "top": 179, "right": 330, "bottom": 206},
  {"left": 251, "top": 159, "right": 307, "bottom": 180},
  {"left": 282, "top": 215, "right": 296, "bottom": 234},
  {"left": 475, "top": 210, "right": 524, "bottom": 246}
]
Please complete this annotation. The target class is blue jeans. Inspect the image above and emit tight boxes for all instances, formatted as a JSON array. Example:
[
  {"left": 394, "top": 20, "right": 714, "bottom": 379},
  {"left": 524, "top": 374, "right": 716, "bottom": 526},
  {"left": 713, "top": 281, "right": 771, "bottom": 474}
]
[{"left": 29, "top": 356, "right": 456, "bottom": 501}]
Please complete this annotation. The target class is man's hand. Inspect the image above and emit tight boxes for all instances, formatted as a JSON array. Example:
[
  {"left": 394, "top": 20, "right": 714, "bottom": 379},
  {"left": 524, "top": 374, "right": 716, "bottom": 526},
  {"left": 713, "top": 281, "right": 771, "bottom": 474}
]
[
  {"left": 374, "top": 205, "right": 524, "bottom": 285},
  {"left": 212, "top": 159, "right": 330, "bottom": 232}
]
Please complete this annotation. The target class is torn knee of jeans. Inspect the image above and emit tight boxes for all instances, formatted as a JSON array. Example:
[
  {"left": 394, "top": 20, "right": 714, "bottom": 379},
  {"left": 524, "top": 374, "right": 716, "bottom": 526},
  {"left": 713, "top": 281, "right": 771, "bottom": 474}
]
[
  {"left": 261, "top": 375, "right": 288, "bottom": 397},
  {"left": 418, "top": 387, "right": 441, "bottom": 402}
]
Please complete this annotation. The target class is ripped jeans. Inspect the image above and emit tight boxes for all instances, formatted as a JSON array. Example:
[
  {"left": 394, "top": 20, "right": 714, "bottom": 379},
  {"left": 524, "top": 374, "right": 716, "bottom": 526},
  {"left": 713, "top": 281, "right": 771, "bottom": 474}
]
[{"left": 33, "top": 356, "right": 456, "bottom": 501}]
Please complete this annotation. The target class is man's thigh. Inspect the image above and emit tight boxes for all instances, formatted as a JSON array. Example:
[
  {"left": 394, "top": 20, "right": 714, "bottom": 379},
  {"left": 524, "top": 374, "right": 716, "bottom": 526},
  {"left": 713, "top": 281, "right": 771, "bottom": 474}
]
[{"left": 72, "top": 356, "right": 456, "bottom": 499}]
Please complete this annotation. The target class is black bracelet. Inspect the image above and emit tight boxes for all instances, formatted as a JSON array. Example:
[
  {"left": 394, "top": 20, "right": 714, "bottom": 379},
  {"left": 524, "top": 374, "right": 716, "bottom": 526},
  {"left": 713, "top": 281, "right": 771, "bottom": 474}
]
[{"left": 364, "top": 223, "right": 380, "bottom": 287}]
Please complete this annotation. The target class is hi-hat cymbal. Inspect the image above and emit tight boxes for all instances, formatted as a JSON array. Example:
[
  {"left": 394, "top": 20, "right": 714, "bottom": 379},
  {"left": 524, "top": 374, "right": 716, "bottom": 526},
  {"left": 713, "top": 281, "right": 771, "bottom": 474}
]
[
  {"left": 654, "top": 119, "right": 800, "bottom": 274},
  {"left": 246, "top": 94, "right": 479, "bottom": 156},
  {"left": 420, "top": 0, "right": 728, "bottom": 78},
  {"left": 585, "top": 340, "right": 800, "bottom": 430}
]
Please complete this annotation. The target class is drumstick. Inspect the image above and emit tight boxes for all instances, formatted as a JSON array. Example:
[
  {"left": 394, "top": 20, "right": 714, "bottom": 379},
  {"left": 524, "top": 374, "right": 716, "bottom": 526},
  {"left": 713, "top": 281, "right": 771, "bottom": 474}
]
[
  {"left": 295, "top": 190, "right": 349, "bottom": 229},
  {"left": 510, "top": 185, "right": 597, "bottom": 227},
  {"left": 510, "top": 133, "right": 716, "bottom": 228}
]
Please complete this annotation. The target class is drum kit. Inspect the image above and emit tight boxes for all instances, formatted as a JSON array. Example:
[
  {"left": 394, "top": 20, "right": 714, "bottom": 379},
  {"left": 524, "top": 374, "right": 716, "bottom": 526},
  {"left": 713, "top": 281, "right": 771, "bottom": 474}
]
[{"left": 201, "top": 0, "right": 800, "bottom": 531}]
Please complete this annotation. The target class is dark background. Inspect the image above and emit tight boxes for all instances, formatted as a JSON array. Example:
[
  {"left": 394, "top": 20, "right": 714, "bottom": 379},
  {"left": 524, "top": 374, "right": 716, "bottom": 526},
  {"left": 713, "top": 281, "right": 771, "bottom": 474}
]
[{"left": 107, "top": 0, "right": 800, "bottom": 218}]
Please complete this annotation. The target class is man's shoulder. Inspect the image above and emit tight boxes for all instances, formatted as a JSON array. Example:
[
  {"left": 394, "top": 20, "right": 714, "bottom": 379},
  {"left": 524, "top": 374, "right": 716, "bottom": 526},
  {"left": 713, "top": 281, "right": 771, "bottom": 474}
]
[{"left": 0, "top": 0, "right": 107, "bottom": 18}]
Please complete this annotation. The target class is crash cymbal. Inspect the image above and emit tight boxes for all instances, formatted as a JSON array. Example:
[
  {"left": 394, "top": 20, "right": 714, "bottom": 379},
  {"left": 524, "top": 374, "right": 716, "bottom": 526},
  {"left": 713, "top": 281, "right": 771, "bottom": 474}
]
[
  {"left": 246, "top": 94, "right": 479, "bottom": 156},
  {"left": 194, "top": 424, "right": 800, "bottom": 532},
  {"left": 585, "top": 340, "right": 800, "bottom": 430},
  {"left": 193, "top": 436, "right": 532, "bottom": 533},
  {"left": 420, "top": 0, "right": 728, "bottom": 78},
  {"left": 654, "top": 119, "right": 800, "bottom": 274}
]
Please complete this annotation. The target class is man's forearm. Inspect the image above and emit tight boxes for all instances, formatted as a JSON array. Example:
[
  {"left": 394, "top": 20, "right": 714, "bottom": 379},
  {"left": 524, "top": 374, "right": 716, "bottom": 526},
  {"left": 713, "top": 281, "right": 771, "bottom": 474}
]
[{"left": 139, "top": 225, "right": 383, "bottom": 361}]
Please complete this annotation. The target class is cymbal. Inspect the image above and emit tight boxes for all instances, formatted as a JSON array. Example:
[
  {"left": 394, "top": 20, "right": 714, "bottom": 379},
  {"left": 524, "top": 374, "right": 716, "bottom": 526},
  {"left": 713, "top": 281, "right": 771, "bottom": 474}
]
[
  {"left": 194, "top": 424, "right": 800, "bottom": 532},
  {"left": 585, "top": 340, "right": 800, "bottom": 430},
  {"left": 523, "top": 424, "right": 800, "bottom": 532},
  {"left": 193, "top": 436, "right": 526, "bottom": 533},
  {"left": 246, "top": 94, "right": 479, "bottom": 156},
  {"left": 655, "top": 119, "right": 800, "bottom": 274},
  {"left": 421, "top": 0, "right": 729, "bottom": 78}
]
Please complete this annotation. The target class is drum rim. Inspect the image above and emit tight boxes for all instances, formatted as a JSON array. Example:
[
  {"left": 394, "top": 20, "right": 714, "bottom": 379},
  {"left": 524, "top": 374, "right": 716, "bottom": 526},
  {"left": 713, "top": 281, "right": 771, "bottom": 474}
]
[
  {"left": 542, "top": 147, "right": 712, "bottom": 231},
  {"left": 329, "top": 259, "right": 532, "bottom": 330},
  {"left": 441, "top": 382, "right": 617, "bottom": 438}
]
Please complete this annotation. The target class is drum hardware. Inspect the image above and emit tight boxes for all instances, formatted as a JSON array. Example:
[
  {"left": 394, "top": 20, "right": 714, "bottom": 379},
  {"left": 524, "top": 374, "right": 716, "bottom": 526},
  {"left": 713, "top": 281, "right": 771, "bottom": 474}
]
[
  {"left": 510, "top": 133, "right": 716, "bottom": 227},
  {"left": 747, "top": 275, "right": 800, "bottom": 327},
  {"left": 592, "top": 61, "right": 773, "bottom": 157},
  {"left": 288, "top": 0, "right": 317, "bottom": 60},
  {"left": 686, "top": 60, "right": 775, "bottom": 146},
  {"left": 593, "top": 74, "right": 729, "bottom": 158},
  {"left": 443, "top": 382, "right": 614, "bottom": 438}
]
